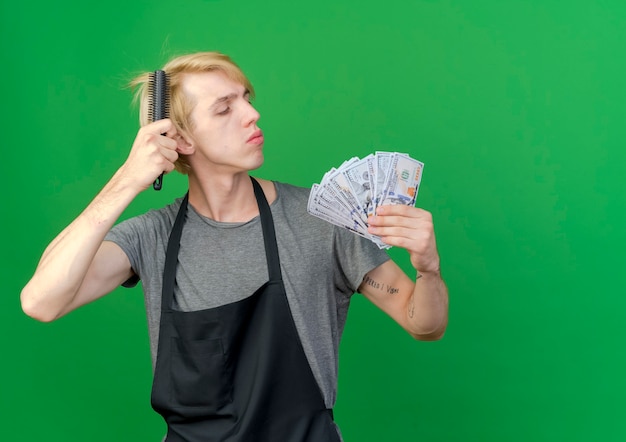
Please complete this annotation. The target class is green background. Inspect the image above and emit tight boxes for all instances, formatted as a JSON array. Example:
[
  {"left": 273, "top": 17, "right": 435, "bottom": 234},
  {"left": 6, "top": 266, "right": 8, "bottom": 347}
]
[{"left": 2, "top": 0, "right": 625, "bottom": 440}]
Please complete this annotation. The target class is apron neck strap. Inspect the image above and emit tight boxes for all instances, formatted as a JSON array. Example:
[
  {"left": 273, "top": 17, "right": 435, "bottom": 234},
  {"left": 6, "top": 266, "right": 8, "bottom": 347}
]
[
  {"left": 250, "top": 177, "right": 283, "bottom": 282},
  {"left": 161, "top": 192, "right": 189, "bottom": 312},
  {"left": 161, "top": 177, "right": 282, "bottom": 312}
]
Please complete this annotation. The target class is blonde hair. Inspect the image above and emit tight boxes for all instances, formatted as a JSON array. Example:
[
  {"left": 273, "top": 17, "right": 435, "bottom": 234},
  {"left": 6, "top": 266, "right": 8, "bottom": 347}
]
[{"left": 130, "top": 51, "right": 255, "bottom": 174}]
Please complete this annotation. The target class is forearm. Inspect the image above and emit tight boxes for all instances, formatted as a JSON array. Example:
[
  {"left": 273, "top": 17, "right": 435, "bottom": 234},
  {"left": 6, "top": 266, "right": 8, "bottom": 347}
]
[
  {"left": 406, "top": 270, "right": 448, "bottom": 340},
  {"left": 21, "top": 169, "right": 140, "bottom": 321}
]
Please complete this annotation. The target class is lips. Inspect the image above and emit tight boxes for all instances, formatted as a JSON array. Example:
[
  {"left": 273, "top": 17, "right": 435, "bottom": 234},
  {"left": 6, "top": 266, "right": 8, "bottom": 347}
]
[{"left": 247, "top": 129, "right": 264, "bottom": 145}]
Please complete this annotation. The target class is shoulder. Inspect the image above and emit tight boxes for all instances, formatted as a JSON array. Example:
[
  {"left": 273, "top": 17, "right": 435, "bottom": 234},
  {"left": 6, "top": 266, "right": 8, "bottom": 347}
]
[
  {"left": 250, "top": 177, "right": 310, "bottom": 208},
  {"left": 273, "top": 181, "right": 311, "bottom": 205},
  {"left": 270, "top": 181, "right": 316, "bottom": 219},
  {"left": 250, "top": 178, "right": 312, "bottom": 212},
  {"left": 263, "top": 180, "right": 332, "bottom": 238}
]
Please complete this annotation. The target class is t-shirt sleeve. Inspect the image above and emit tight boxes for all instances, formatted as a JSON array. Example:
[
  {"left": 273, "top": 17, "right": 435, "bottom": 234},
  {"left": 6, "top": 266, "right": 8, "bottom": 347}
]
[
  {"left": 104, "top": 217, "right": 146, "bottom": 286},
  {"left": 332, "top": 226, "right": 390, "bottom": 294},
  {"left": 104, "top": 200, "right": 180, "bottom": 288}
]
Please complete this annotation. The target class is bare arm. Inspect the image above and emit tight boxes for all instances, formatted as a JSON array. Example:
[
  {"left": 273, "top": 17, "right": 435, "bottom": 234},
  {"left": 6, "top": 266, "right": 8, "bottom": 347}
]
[
  {"left": 359, "top": 205, "right": 449, "bottom": 340},
  {"left": 21, "top": 119, "right": 181, "bottom": 322}
]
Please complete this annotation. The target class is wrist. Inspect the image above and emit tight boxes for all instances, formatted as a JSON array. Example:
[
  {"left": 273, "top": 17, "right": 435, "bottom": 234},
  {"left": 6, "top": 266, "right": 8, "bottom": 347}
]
[
  {"left": 110, "top": 165, "right": 149, "bottom": 196},
  {"left": 416, "top": 267, "right": 441, "bottom": 280}
]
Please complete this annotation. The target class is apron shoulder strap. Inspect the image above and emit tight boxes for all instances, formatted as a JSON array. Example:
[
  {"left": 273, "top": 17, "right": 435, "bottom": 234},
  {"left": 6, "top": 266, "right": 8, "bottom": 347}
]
[
  {"left": 161, "top": 192, "right": 189, "bottom": 312},
  {"left": 251, "top": 177, "right": 283, "bottom": 282}
]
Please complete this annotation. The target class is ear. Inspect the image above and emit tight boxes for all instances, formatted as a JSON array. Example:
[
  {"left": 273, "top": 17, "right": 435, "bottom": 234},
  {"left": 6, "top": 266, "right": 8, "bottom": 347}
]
[{"left": 176, "top": 133, "right": 195, "bottom": 155}]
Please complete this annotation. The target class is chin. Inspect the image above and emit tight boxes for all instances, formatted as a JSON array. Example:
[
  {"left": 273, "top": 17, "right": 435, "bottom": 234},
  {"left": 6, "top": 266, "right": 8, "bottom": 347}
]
[
  {"left": 249, "top": 161, "right": 265, "bottom": 172},
  {"left": 248, "top": 153, "right": 265, "bottom": 171}
]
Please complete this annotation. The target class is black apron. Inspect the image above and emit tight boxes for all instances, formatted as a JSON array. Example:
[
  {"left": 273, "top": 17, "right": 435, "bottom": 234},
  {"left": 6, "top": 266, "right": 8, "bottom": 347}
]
[{"left": 150, "top": 177, "right": 341, "bottom": 442}]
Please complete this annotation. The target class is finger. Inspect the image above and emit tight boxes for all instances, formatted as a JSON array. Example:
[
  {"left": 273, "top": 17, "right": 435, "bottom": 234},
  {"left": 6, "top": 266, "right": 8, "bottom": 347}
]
[
  {"left": 368, "top": 213, "right": 420, "bottom": 227},
  {"left": 150, "top": 153, "right": 177, "bottom": 180},
  {"left": 159, "top": 146, "right": 179, "bottom": 163},
  {"left": 374, "top": 234, "right": 411, "bottom": 250},
  {"left": 143, "top": 118, "right": 174, "bottom": 135},
  {"left": 368, "top": 224, "right": 417, "bottom": 240},
  {"left": 372, "top": 206, "right": 432, "bottom": 226},
  {"left": 368, "top": 216, "right": 436, "bottom": 246},
  {"left": 372, "top": 227, "right": 437, "bottom": 264},
  {"left": 158, "top": 134, "right": 178, "bottom": 151},
  {"left": 161, "top": 159, "right": 177, "bottom": 174},
  {"left": 376, "top": 204, "right": 427, "bottom": 217},
  {"left": 163, "top": 125, "right": 180, "bottom": 140},
  {"left": 369, "top": 214, "right": 432, "bottom": 231}
]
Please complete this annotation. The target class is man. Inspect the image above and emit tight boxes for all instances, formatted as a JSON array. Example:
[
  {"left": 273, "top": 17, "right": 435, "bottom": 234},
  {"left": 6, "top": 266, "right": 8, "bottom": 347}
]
[{"left": 21, "top": 51, "right": 448, "bottom": 441}]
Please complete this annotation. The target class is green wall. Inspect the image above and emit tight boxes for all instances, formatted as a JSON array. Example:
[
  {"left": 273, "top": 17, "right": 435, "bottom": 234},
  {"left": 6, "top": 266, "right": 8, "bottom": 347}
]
[{"left": 2, "top": 0, "right": 625, "bottom": 440}]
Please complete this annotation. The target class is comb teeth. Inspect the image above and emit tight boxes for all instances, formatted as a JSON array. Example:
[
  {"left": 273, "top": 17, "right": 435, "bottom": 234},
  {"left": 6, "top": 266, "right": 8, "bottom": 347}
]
[{"left": 148, "top": 70, "right": 170, "bottom": 122}]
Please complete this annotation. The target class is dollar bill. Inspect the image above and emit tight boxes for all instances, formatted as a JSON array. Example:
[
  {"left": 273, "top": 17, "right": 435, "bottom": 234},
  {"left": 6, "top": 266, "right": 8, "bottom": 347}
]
[
  {"left": 342, "top": 154, "right": 374, "bottom": 219},
  {"left": 371, "top": 151, "right": 393, "bottom": 215},
  {"left": 308, "top": 151, "right": 424, "bottom": 249},
  {"left": 380, "top": 154, "right": 424, "bottom": 207}
]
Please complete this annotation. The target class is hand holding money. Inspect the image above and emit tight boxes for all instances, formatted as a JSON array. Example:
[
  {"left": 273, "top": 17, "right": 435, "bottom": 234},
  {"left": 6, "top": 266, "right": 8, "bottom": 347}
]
[
  {"left": 367, "top": 204, "right": 440, "bottom": 273},
  {"left": 307, "top": 152, "right": 424, "bottom": 249}
]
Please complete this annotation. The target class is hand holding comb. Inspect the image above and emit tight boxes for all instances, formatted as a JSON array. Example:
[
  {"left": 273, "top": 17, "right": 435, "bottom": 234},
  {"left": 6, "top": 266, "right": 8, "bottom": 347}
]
[{"left": 148, "top": 70, "right": 170, "bottom": 191}]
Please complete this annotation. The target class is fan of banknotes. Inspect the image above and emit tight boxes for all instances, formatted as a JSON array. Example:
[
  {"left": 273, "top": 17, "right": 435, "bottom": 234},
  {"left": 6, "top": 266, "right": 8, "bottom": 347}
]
[{"left": 307, "top": 151, "right": 424, "bottom": 249}]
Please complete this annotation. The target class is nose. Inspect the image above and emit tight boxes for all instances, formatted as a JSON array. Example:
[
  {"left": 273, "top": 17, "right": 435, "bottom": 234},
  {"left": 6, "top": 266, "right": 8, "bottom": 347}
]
[{"left": 243, "top": 101, "right": 260, "bottom": 126}]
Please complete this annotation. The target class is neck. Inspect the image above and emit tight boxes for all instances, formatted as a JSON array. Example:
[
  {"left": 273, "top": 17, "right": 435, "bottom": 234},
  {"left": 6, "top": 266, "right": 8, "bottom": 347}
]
[{"left": 187, "top": 171, "right": 259, "bottom": 222}]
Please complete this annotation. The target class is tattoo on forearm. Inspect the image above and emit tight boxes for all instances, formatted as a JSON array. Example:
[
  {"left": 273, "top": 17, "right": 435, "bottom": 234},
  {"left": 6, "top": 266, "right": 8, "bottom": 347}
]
[
  {"left": 363, "top": 276, "right": 399, "bottom": 294},
  {"left": 363, "top": 275, "right": 380, "bottom": 289},
  {"left": 408, "top": 274, "right": 422, "bottom": 318}
]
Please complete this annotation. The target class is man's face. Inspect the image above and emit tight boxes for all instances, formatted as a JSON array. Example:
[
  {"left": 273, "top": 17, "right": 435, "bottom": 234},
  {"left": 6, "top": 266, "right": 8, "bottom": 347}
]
[{"left": 182, "top": 71, "right": 264, "bottom": 174}]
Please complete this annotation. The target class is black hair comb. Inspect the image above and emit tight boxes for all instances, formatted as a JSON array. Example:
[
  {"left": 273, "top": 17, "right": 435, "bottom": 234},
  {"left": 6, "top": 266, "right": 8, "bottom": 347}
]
[{"left": 148, "top": 70, "right": 170, "bottom": 191}]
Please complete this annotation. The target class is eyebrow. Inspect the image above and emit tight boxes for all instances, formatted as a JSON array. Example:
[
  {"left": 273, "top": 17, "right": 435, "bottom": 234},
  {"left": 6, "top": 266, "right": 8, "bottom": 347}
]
[{"left": 209, "top": 89, "right": 251, "bottom": 109}]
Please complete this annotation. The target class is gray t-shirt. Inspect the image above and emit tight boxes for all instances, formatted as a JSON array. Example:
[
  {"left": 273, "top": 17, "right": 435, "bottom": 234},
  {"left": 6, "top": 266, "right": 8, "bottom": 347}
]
[{"left": 105, "top": 180, "right": 389, "bottom": 408}]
